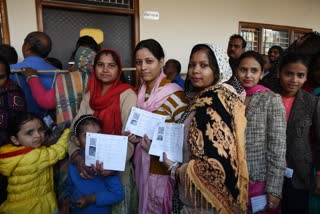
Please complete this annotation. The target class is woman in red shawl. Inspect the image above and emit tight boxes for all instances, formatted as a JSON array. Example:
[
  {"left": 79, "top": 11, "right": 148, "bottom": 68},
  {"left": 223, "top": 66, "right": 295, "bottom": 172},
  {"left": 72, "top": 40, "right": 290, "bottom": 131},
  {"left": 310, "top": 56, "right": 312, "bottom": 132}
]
[{"left": 68, "top": 49, "right": 138, "bottom": 213}]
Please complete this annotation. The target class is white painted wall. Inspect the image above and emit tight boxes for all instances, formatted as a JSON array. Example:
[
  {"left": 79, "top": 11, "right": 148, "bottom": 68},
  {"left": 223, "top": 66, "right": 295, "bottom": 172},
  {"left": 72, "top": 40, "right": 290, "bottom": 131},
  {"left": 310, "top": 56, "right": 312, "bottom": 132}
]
[
  {"left": 6, "top": 0, "right": 320, "bottom": 72},
  {"left": 6, "top": 0, "right": 38, "bottom": 61}
]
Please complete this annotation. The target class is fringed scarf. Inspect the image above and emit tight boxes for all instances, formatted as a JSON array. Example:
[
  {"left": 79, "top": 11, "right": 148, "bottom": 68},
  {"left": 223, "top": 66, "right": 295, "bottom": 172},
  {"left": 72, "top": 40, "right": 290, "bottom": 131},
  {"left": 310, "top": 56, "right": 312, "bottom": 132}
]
[
  {"left": 89, "top": 48, "right": 134, "bottom": 135},
  {"left": 186, "top": 84, "right": 248, "bottom": 213}
]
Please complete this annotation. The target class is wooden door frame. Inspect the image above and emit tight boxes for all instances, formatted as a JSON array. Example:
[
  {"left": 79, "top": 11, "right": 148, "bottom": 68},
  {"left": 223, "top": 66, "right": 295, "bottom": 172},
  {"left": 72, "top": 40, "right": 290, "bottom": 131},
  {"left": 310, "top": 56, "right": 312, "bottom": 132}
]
[{"left": 0, "top": 0, "right": 10, "bottom": 44}]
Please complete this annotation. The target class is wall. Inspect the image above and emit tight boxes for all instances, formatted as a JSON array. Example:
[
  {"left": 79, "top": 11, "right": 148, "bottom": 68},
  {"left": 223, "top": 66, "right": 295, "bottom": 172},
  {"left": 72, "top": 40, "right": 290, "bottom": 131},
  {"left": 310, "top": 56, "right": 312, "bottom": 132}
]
[
  {"left": 6, "top": 0, "right": 38, "bottom": 60},
  {"left": 139, "top": 0, "right": 320, "bottom": 72},
  {"left": 6, "top": 0, "right": 320, "bottom": 71}
]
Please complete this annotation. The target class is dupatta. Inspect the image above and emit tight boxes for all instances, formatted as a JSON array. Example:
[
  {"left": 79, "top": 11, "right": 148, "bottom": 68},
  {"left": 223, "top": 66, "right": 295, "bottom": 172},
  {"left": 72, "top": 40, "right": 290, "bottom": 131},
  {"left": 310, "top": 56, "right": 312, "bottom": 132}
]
[
  {"left": 89, "top": 48, "right": 134, "bottom": 135},
  {"left": 185, "top": 84, "right": 248, "bottom": 213}
]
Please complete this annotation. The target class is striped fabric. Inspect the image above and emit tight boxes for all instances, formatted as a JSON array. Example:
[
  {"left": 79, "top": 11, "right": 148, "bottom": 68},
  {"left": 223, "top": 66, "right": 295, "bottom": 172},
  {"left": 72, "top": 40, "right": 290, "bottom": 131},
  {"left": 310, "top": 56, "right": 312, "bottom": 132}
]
[
  {"left": 149, "top": 78, "right": 187, "bottom": 175},
  {"left": 150, "top": 78, "right": 187, "bottom": 123},
  {"left": 55, "top": 72, "right": 88, "bottom": 130}
]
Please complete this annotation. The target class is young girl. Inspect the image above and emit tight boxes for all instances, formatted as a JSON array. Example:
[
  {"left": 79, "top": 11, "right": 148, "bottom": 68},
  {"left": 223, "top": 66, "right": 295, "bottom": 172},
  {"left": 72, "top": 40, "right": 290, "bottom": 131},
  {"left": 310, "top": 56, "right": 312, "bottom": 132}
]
[
  {"left": 236, "top": 51, "right": 286, "bottom": 213},
  {"left": 65, "top": 115, "right": 124, "bottom": 214},
  {"left": 0, "top": 112, "right": 69, "bottom": 214},
  {"left": 278, "top": 53, "right": 320, "bottom": 213}
]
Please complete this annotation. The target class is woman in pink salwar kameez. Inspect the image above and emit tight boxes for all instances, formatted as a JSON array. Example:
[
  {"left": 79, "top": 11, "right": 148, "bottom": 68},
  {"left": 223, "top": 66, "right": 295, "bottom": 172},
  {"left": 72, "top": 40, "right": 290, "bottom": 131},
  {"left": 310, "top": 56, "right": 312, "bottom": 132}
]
[{"left": 127, "top": 39, "right": 187, "bottom": 214}]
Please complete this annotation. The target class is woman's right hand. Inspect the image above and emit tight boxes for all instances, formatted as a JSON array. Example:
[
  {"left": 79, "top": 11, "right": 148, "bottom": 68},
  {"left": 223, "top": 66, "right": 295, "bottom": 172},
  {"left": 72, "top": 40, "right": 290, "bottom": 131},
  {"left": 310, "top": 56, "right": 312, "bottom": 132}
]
[{"left": 71, "top": 151, "right": 93, "bottom": 179}]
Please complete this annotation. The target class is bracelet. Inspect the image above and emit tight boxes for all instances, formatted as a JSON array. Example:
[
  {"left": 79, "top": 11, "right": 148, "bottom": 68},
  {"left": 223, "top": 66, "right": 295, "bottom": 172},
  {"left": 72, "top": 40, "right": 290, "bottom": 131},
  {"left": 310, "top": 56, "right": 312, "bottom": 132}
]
[
  {"left": 169, "top": 162, "right": 180, "bottom": 181},
  {"left": 168, "top": 162, "right": 179, "bottom": 172},
  {"left": 26, "top": 74, "right": 38, "bottom": 82}
]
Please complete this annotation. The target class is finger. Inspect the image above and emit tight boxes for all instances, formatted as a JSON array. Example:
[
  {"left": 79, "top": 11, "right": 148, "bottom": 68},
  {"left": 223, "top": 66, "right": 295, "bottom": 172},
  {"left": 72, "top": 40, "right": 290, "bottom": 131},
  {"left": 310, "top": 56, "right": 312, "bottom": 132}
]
[
  {"left": 123, "top": 131, "right": 130, "bottom": 136},
  {"left": 81, "top": 169, "right": 93, "bottom": 179}
]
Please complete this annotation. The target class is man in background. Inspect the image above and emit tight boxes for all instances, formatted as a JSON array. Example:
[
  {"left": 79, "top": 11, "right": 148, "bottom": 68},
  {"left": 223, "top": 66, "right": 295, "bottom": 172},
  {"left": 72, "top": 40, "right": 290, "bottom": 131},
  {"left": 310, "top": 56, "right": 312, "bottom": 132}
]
[
  {"left": 227, "top": 34, "right": 246, "bottom": 73},
  {"left": 164, "top": 59, "right": 185, "bottom": 89}
]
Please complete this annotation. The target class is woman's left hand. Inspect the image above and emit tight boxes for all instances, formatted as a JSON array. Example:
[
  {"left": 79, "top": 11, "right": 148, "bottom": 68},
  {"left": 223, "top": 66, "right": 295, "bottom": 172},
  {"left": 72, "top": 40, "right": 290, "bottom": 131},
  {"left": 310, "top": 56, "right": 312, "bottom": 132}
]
[
  {"left": 91, "top": 160, "right": 116, "bottom": 177},
  {"left": 314, "top": 176, "right": 320, "bottom": 195},
  {"left": 141, "top": 134, "right": 152, "bottom": 152},
  {"left": 267, "top": 193, "right": 280, "bottom": 210}
]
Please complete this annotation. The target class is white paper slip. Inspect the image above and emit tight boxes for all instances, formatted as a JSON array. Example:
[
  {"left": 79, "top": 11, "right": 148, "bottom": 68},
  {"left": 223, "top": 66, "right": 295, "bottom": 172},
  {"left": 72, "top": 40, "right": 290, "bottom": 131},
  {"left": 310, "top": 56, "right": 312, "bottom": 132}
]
[
  {"left": 85, "top": 132, "right": 128, "bottom": 171},
  {"left": 149, "top": 122, "right": 184, "bottom": 163},
  {"left": 125, "top": 107, "right": 166, "bottom": 138},
  {"left": 284, "top": 167, "right": 294, "bottom": 178},
  {"left": 251, "top": 194, "right": 267, "bottom": 213}
]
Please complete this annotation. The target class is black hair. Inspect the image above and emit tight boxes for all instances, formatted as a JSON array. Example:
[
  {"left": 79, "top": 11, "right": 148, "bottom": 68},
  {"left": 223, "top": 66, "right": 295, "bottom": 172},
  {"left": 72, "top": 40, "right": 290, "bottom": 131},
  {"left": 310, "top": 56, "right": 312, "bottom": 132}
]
[
  {"left": 0, "top": 56, "right": 11, "bottom": 77},
  {"left": 70, "top": 36, "right": 99, "bottom": 61},
  {"left": 134, "top": 39, "right": 165, "bottom": 61},
  {"left": 8, "top": 112, "right": 45, "bottom": 138},
  {"left": 46, "top": 57, "right": 63, "bottom": 70},
  {"left": 268, "top": 45, "right": 284, "bottom": 55},
  {"left": 309, "top": 51, "right": 320, "bottom": 74},
  {"left": 24, "top": 31, "right": 52, "bottom": 58},
  {"left": 165, "top": 59, "right": 181, "bottom": 74},
  {"left": 229, "top": 34, "right": 247, "bottom": 49},
  {"left": 278, "top": 52, "right": 309, "bottom": 73},
  {"left": 73, "top": 115, "right": 103, "bottom": 138},
  {"left": 286, "top": 32, "right": 320, "bottom": 57},
  {"left": 185, "top": 44, "right": 220, "bottom": 92},
  {"left": 0, "top": 44, "right": 18, "bottom": 64},
  {"left": 94, "top": 49, "right": 122, "bottom": 71},
  {"left": 237, "top": 51, "right": 264, "bottom": 71}
]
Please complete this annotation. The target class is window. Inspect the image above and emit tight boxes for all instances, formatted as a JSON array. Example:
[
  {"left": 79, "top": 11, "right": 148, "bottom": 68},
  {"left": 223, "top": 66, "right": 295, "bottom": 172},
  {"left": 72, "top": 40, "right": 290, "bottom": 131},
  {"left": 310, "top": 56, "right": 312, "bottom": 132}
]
[
  {"left": 0, "top": 0, "right": 10, "bottom": 44},
  {"left": 239, "top": 22, "right": 312, "bottom": 54}
]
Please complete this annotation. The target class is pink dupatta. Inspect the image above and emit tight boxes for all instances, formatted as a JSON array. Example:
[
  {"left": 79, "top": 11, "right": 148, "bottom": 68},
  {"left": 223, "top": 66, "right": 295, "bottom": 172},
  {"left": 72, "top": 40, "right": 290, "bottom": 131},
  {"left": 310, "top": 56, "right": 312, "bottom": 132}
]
[
  {"left": 245, "top": 84, "right": 270, "bottom": 96},
  {"left": 134, "top": 72, "right": 183, "bottom": 213}
]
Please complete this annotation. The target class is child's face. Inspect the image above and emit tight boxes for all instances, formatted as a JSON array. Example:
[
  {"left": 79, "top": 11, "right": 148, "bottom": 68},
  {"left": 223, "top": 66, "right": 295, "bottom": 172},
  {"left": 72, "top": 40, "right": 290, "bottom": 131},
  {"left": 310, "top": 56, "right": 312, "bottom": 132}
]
[
  {"left": 279, "top": 62, "right": 307, "bottom": 97},
  {"left": 11, "top": 119, "right": 46, "bottom": 148},
  {"left": 79, "top": 124, "right": 102, "bottom": 150}
]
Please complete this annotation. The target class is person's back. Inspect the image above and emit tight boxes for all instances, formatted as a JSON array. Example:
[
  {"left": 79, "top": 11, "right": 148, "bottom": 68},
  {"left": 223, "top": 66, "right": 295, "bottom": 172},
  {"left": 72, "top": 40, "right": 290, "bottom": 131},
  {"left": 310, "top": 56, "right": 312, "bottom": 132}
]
[{"left": 9, "top": 31, "right": 57, "bottom": 117}]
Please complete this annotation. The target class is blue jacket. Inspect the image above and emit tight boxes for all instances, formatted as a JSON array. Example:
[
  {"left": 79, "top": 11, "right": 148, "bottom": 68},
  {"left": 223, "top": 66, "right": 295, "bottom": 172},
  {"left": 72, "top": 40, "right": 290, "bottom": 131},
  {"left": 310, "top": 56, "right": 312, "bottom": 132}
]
[
  {"left": 10, "top": 56, "right": 57, "bottom": 117},
  {"left": 172, "top": 75, "right": 185, "bottom": 89},
  {"left": 66, "top": 162, "right": 124, "bottom": 214}
]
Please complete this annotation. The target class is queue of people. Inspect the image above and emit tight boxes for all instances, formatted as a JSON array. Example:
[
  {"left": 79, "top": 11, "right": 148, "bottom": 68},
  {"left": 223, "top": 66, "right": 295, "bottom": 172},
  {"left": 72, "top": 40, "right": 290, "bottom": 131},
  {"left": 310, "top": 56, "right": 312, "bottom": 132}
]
[{"left": 0, "top": 30, "right": 319, "bottom": 214}]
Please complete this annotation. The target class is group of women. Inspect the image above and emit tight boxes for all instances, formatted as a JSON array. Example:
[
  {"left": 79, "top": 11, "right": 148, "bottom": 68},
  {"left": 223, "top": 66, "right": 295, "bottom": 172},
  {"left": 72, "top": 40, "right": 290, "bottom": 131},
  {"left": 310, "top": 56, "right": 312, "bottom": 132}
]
[{"left": 65, "top": 35, "right": 320, "bottom": 214}]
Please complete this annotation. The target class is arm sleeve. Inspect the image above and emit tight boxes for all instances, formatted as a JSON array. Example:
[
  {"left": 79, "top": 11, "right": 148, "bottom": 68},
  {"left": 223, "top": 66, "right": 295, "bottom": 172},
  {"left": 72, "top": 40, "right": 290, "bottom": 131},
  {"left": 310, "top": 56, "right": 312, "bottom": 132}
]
[
  {"left": 27, "top": 77, "right": 55, "bottom": 109},
  {"left": 40, "top": 128, "right": 70, "bottom": 168},
  {"left": 313, "top": 97, "right": 320, "bottom": 171},
  {"left": 265, "top": 95, "right": 287, "bottom": 196},
  {"left": 120, "top": 89, "right": 137, "bottom": 161},
  {"left": 95, "top": 175, "right": 125, "bottom": 206},
  {"left": 68, "top": 93, "right": 92, "bottom": 156}
]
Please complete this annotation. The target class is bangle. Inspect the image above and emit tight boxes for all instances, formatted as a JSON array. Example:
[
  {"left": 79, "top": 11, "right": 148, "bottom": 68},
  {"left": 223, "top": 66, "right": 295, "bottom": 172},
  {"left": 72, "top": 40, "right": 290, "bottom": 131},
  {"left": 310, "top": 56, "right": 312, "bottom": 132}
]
[
  {"left": 26, "top": 74, "right": 38, "bottom": 82},
  {"left": 169, "top": 162, "right": 180, "bottom": 181},
  {"left": 168, "top": 162, "right": 179, "bottom": 172}
]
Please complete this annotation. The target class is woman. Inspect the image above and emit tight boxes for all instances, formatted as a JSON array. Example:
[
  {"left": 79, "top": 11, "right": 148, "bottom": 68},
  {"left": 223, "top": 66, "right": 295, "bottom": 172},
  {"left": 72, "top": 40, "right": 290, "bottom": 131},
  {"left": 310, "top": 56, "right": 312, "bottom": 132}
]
[
  {"left": 276, "top": 53, "right": 320, "bottom": 213},
  {"left": 68, "top": 48, "right": 137, "bottom": 213},
  {"left": 129, "top": 39, "right": 187, "bottom": 213},
  {"left": 164, "top": 44, "right": 248, "bottom": 213},
  {"left": 0, "top": 56, "right": 27, "bottom": 204},
  {"left": 236, "top": 51, "right": 286, "bottom": 212}
]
